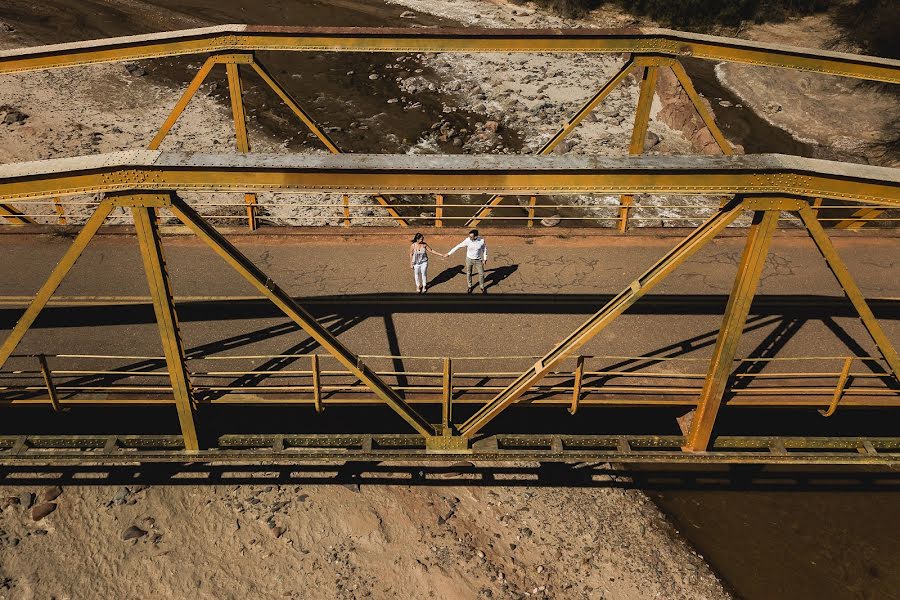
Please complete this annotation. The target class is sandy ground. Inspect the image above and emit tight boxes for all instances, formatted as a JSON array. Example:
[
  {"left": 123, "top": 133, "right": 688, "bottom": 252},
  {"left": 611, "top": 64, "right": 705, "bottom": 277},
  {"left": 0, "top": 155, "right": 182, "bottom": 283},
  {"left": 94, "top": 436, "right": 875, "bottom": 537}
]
[
  {"left": 714, "top": 15, "right": 900, "bottom": 166},
  {"left": 0, "top": 479, "right": 729, "bottom": 600}
]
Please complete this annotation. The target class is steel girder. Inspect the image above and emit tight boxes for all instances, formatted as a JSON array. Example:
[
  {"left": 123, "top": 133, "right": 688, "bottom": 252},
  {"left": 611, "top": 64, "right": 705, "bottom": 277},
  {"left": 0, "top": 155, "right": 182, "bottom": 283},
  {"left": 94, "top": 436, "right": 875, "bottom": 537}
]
[
  {"left": 1, "top": 26, "right": 898, "bottom": 83},
  {"left": 0, "top": 153, "right": 897, "bottom": 205}
]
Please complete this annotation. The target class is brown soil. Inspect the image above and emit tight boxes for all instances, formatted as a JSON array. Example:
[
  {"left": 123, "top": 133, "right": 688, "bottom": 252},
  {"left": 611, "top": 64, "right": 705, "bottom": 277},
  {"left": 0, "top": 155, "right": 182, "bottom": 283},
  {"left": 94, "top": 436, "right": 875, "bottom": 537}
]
[{"left": 0, "top": 479, "right": 728, "bottom": 599}]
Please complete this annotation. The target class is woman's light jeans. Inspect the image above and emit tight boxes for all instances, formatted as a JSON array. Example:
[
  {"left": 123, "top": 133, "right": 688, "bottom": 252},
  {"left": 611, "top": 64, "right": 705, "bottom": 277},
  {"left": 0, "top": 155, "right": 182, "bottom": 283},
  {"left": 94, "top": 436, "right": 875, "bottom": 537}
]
[{"left": 413, "top": 262, "right": 428, "bottom": 288}]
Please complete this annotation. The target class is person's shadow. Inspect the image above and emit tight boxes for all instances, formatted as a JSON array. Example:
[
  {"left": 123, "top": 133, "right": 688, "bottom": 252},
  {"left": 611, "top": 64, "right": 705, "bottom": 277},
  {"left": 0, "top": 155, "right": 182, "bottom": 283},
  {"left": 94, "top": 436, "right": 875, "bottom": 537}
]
[
  {"left": 484, "top": 264, "right": 518, "bottom": 290},
  {"left": 426, "top": 264, "right": 519, "bottom": 291},
  {"left": 427, "top": 265, "right": 463, "bottom": 290}
]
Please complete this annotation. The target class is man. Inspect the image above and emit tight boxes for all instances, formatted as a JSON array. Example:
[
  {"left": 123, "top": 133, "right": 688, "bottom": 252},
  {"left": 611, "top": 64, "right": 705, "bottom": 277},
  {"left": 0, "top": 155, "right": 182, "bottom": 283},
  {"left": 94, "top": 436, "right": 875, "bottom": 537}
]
[{"left": 447, "top": 229, "right": 488, "bottom": 294}]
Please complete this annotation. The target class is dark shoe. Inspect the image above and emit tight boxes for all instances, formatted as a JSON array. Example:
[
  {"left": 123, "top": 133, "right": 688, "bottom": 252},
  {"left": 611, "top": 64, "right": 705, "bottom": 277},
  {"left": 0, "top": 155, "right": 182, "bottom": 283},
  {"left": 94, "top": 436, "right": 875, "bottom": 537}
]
[
  {"left": 481, "top": 287, "right": 487, "bottom": 294},
  {"left": 467, "top": 285, "right": 474, "bottom": 294}
]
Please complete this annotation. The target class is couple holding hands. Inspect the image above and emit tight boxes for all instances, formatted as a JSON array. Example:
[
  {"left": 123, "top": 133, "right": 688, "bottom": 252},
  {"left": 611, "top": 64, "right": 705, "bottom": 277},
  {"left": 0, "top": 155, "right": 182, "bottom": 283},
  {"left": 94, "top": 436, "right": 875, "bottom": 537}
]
[{"left": 409, "top": 229, "right": 488, "bottom": 294}]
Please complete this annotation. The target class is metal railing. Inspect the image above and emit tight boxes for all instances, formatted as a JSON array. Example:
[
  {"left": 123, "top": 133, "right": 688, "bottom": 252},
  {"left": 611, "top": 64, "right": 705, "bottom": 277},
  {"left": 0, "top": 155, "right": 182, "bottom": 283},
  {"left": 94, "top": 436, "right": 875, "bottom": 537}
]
[
  {"left": 3, "top": 353, "right": 896, "bottom": 415},
  {"left": 2, "top": 196, "right": 899, "bottom": 230}
]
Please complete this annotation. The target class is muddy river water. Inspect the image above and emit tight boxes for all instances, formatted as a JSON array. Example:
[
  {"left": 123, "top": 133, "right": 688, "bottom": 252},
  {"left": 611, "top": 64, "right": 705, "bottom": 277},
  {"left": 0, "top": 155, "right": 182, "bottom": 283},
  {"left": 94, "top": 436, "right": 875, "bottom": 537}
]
[{"left": 1, "top": 1, "right": 898, "bottom": 598}]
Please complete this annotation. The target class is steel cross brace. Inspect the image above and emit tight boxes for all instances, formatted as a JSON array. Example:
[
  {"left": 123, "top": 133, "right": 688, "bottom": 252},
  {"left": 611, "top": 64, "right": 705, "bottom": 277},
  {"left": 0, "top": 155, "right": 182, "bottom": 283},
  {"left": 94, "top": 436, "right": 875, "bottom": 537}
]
[
  {"left": 0, "top": 193, "right": 435, "bottom": 446},
  {"left": 457, "top": 196, "right": 748, "bottom": 439},
  {"left": 148, "top": 53, "right": 408, "bottom": 228},
  {"left": 466, "top": 55, "right": 735, "bottom": 230}
]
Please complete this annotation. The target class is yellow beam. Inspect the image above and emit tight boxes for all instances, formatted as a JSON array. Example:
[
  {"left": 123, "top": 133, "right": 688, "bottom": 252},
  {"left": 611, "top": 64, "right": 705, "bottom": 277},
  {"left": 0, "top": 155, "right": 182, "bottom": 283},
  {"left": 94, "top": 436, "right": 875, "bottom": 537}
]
[
  {"left": 458, "top": 198, "right": 747, "bottom": 438},
  {"left": 467, "top": 58, "right": 634, "bottom": 227},
  {"left": 166, "top": 195, "right": 436, "bottom": 436},
  {"left": 670, "top": 61, "right": 733, "bottom": 155},
  {"left": 148, "top": 57, "right": 216, "bottom": 150},
  {"left": 131, "top": 201, "right": 199, "bottom": 451},
  {"left": 2, "top": 26, "right": 898, "bottom": 83},
  {"left": 798, "top": 207, "right": 900, "bottom": 380},
  {"left": 248, "top": 58, "right": 407, "bottom": 227},
  {"left": 0, "top": 200, "right": 113, "bottom": 369},
  {"left": 0, "top": 203, "right": 36, "bottom": 225},
  {"left": 1, "top": 153, "right": 897, "bottom": 205},
  {"left": 684, "top": 209, "right": 780, "bottom": 452},
  {"left": 619, "top": 65, "right": 659, "bottom": 233}
]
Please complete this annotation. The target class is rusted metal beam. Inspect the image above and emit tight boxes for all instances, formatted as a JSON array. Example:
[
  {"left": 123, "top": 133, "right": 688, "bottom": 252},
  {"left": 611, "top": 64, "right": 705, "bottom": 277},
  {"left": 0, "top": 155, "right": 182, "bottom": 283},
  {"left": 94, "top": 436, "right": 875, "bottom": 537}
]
[
  {"left": 684, "top": 209, "right": 780, "bottom": 452},
  {"left": 467, "top": 58, "right": 634, "bottom": 227},
  {"left": 0, "top": 203, "right": 36, "bottom": 225},
  {"left": 458, "top": 198, "right": 747, "bottom": 438},
  {"left": 248, "top": 57, "right": 408, "bottom": 227},
  {"left": 619, "top": 64, "right": 659, "bottom": 233},
  {"left": 131, "top": 199, "right": 199, "bottom": 451},
  {"left": 0, "top": 200, "right": 113, "bottom": 370},
  {"left": 798, "top": 207, "right": 900, "bottom": 381},
  {"left": 1, "top": 434, "right": 897, "bottom": 466},
  {"left": 2, "top": 26, "right": 898, "bottom": 84},
  {"left": 165, "top": 194, "right": 436, "bottom": 436},
  {"left": 1, "top": 153, "right": 897, "bottom": 206}
]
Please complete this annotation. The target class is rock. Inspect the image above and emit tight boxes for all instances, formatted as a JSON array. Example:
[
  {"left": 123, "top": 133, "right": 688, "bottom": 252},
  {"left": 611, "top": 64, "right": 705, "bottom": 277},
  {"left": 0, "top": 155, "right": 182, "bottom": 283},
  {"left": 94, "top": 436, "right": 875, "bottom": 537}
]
[
  {"left": 541, "top": 215, "right": 561, "bottom": 227},
  {"left": 763, "top": 101, "right": 782, "bottom": 115},
  {"left": 643, "top": 131, "right": 661, "bottom": 151},
  {"left": 31, "top": 502, "right": 56, "bottom": 521},
  {"left": 271, "top": 526, "right": 286, "bottom": 539},
  {"left": 387, "top": 98, "right": 399, "bottom": 104},
  {"left": 0, "top": 21, "right": 15, "bottom": 32},
  {"left": 124, "top": 63, "right": 147, "bottom": 77},
  {"left": 718, "top": 100, "right": 733, "bottom": 107},
  {"left": 2, "top": 109, "right": 28, "bottom": 125},
  {"left": 1, "top": 496, "right": 20, "bottom": 510},
  {"left": 399, "top": 10, "right": 416, "bottom": 18},
  {"left": 552, "top": 141, "right": 571, "bottom": 155},
  {"left": 122, "top": 525, "right": 147, "bottom": 541},
  {"left": 113, "top": 487, "right": 130, "bottom": 505},
  {"left": 483, "top": 120, "right": 499, "bottom": 133},
  {"left": 368, "top": 73, "right": 379, "bottom": 80},
  {"left": 19, "top": 492, "right": 35, "bottom": 509}
]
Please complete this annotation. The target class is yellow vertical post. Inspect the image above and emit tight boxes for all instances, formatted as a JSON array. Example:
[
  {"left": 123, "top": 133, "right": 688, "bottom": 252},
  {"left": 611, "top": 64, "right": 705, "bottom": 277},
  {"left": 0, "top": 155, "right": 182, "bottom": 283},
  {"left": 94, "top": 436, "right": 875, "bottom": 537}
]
[
  {"left": 435, "top": 194, "right": 443, "bottom": 228},
  {"left": 684, "top": 210, "right": 780, "bottom": 452},
  {"left": 820, "top": 356, "right": 853, "bottom": 417},
  {"left": 311, "top": 353, "right": 322, "bottom": 413},
  {"left": 342, "top": 195, "right": 351, "bottom": 228},
  {"left": 619, "top": 65, "right": 659, "bottom": 233},
  {"left": 131, "top": 200, "right": 199, "bottom": 452},
  {"left": 442, "top": 357, "right": 452, "bottom": 432},
  {"left": 569, "top": 355, "right": 585, "bottom": 415},
  {"left": 527, "top": 196, "right": 536, "bottom": 228},
  {"left": 52, "top": 198, "right": 67, "bottom": 225},
  {"left": 225, "top": 61, "right": 258, "bottom": 231},
  {"left": 37, "top": 354, "right": 60, "bottom": 412}
]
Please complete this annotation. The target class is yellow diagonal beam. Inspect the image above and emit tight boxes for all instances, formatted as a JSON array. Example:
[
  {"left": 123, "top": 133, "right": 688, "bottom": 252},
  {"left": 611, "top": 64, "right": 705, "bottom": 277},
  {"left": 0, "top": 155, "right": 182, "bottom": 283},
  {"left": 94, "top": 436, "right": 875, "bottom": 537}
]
[
  {"left": 458, "top": 198, "right": 746, "bottom": 438},
  {"left": 684, "top": 209, "right": 780, "bottom": 452},
  {"left": 798, "top": 206, "right": 900, "bottom": 380},
  {"left": 249, "top": 58, "right": 408, "bottom": 227},
  {"left": 148, "top": 57, "right": 216, "bottom": 150},
  {"left": 0, "top": 200, "right": 113, "bottom": 369},
  {"left": 167, "top": 195, "right": 435, "bottom": 436},
  {"left": 132, "top": 201, "right": 199, "bottom": 451},
  {"left": 467, "top": 59, "right": 634, "bottom": 227}
]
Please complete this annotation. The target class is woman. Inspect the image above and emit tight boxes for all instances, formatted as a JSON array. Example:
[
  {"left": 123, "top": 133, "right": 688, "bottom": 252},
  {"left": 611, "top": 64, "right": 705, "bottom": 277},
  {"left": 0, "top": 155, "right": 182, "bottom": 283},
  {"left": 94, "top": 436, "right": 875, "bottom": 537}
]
[{"left": 409, "top": 233, "right": 443, "bottom": 293}]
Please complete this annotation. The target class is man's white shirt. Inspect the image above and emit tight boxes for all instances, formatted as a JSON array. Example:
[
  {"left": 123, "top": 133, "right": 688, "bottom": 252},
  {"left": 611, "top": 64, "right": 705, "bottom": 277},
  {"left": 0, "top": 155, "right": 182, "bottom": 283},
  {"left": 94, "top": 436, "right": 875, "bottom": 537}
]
[{"left": 448, "top": 237, "right": 487, "bottom": 260}]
